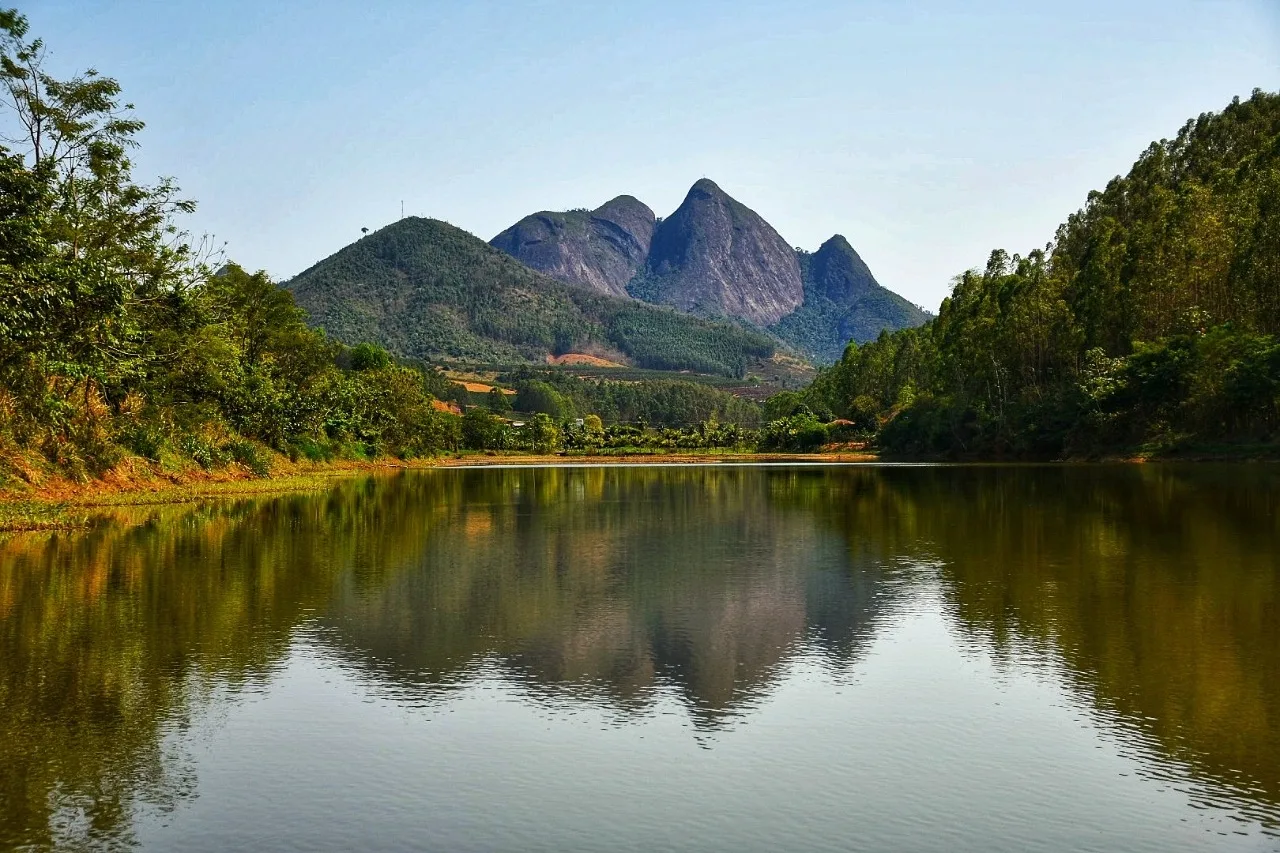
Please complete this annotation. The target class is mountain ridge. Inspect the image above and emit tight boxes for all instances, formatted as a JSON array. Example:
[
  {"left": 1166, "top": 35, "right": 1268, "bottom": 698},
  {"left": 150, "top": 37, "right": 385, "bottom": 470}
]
[
  {"left": 491, "top": 178, "right": 929, "bottom": 362},
  {"left": 771, "top": 236, "right": 931, "bottom": 363},
  {"left": 285, "top": 216, "right": 778, "bottom": 377},
  {"left": 489, "top": 195, "right": 656, "bottom": 299}
]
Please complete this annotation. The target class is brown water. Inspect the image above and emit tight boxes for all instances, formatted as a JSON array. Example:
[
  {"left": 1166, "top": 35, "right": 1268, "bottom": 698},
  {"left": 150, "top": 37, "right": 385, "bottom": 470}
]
[{"left": 1, "top": 464, "right": 1278, "bottom": 852}]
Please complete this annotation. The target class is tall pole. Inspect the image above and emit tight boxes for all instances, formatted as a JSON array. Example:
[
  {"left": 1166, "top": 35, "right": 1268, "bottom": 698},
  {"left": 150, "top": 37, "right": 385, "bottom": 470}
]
[{"left": 401, "top": 200, "right": 404, "bottom": 220}]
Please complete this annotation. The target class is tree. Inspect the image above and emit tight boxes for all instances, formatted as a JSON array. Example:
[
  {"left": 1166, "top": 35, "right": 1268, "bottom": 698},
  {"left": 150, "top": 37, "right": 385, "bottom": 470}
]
[
  {"left": 515, "top": 381, "right": 570, "bottom": 419},
  {"left": 350, "top": 342, "right": 392, "bottom": 372},
  {"left": 0, "top": 8, "right": 198, "bottom": 393},
  {"left": 486, "top": 386, "right": 512, "bottom": 413},
  {"left": 527, "top": 413, "right": 560, "bottom": 453},
  {"left": 763, "top": 391, "right": 805, "bottom": 421},
  {"left": 461, "top": 408, "right": 509, "bottom": 450}
]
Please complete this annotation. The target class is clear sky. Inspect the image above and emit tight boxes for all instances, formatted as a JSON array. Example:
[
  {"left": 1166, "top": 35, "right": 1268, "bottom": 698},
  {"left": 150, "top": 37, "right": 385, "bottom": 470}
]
[{"left": 26, "top": 0, "right": 1280, "bottom": 311}]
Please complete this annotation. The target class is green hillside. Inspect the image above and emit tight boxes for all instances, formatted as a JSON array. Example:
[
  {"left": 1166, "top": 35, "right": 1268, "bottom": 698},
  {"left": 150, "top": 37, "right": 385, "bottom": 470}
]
[
  {"left": 802, "top": 90, "right": 1280, "bottom": 457},
  {"left": 286, "top": 217, "right": 777, "bottom": 377}
]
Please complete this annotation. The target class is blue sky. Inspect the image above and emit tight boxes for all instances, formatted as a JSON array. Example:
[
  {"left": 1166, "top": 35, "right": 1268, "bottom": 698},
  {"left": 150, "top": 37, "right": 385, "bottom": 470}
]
[{"left": 26, "top": 0, "right": 1280, "bottom": 310}]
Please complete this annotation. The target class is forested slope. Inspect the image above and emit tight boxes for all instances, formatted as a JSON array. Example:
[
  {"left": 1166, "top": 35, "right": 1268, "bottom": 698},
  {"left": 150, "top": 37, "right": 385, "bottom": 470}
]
[
  {"left": 803, "top": 91, "right": 1280, "bottom": 457},
  {"left": 287, "top": 217, "right": 777, "bottom": 377},
  {"left": 0, "top": 10, "right": 461, "bottom": 481}
]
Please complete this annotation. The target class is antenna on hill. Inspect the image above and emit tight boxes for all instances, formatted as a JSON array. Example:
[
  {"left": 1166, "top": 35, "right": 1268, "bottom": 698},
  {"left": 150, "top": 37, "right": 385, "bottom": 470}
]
[{"left": 401, "top": 200, "right": 405, "bottom": 220}]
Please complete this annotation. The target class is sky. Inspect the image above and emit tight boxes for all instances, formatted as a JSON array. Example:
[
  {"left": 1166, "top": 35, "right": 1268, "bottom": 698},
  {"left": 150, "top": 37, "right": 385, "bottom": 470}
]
[{"left": 24, "top": 0, "right": 1280, "bottom": 311}]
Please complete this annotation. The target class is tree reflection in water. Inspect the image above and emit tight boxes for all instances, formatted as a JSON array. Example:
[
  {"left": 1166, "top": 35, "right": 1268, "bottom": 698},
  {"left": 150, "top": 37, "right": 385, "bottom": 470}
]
[{"left": 0, "top": 464, "right": 1276, "bottom": 847}]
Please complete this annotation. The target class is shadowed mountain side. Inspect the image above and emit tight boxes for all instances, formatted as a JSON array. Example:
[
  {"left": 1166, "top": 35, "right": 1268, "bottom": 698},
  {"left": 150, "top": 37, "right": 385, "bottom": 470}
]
[
  {"left": 285, "top": 217, "right": 776, "bottom": 377},
  {"left": 772, "top": 235, "right": 931, "bottom": 363},
  {"left": 632, "top": 179, "right": 804, "bottom": 326},
  {"left": 490, "top": 196, "right": 656, "bottom": 298}
]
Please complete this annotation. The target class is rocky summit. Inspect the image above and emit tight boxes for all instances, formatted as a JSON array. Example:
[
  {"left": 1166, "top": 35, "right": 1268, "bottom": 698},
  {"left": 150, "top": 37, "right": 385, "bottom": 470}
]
[
  {"left": 807, "top": 234, "right": 879, "bottom": 302},
  {"left": 637, "top": 179, "right": 804, "bottom": 327},
  {"left": 491, "top": 178, "right": 929, "bottom": 362},
  {"left": 770, "top": 235, "right": 930, "bottom": 363},
  {"left": 489, "top": 196, "right": 656, "bottom": 298}
]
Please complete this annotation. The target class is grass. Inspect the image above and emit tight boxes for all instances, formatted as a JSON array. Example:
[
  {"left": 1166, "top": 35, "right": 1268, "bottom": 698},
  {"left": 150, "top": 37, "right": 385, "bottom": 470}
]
[
  {"left": 0, "top": 454, "right": 442, "bottom": 532},
  {"left": 0, "top": 501, "right": 96, "bottom": 532}
]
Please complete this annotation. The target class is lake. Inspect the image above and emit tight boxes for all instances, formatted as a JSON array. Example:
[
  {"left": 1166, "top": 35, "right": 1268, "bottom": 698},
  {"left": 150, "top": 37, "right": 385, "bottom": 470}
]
[{"left": 1, "top": 464, "right": 1278, "bottom": 852}]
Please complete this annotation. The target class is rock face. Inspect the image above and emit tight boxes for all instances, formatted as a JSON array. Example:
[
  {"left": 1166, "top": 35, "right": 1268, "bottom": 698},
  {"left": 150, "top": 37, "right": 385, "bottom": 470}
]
[
  {"left": 637, "top": 179, "right": 804, "bottom": 326},
  {"left": 489, "top": 178, "right": 930, "bottom": 363},
  {"left": 807, "top": 235, "right": 878, "bottom": 302},
  {"left": 489, "top": 196, "right": 655, "bottom": 298},
  {"left": 769, "top": 235, "right": 931, "bottom": 363}
]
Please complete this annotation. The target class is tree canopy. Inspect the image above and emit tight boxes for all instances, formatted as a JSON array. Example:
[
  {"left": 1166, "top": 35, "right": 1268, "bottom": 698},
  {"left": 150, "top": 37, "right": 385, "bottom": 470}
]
[{"left": 802, "top": 91, "right": 1280, "bottom": 457}]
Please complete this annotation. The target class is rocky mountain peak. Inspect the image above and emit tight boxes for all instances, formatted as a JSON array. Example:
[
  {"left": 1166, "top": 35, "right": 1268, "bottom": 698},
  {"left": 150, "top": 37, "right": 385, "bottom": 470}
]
[
  {"left": 592, "top": 195, "right": 656, "bottom": 256},
  {"left": 488, "top": 196, "right": 656, "bottom": 298},
  {"left": 640, "top": 179, "right": 803, "bottom": 326},
  {"left": 809, "top": 234, "right": 877, "bottom": 302}
]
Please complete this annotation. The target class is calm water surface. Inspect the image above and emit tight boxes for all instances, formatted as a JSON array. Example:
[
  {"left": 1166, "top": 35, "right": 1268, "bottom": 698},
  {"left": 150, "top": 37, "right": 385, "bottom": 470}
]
[{"left": 1, "top": 464, "right": 1278, "bottom": 851}]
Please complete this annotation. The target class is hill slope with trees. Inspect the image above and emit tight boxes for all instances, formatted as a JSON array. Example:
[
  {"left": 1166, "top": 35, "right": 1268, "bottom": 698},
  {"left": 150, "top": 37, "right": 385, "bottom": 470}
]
[
  {"left": 801, "top": 90, "right": 1280, "bottom": 458},
  {"left": 286, "top": 216, "right": 777, "bottom": 378}
]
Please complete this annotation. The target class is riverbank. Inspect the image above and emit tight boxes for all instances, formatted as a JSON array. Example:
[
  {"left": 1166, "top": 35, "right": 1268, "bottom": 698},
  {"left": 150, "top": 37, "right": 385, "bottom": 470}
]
[
  {"left": 0, "top": 450, "right": 879, "bottom": 531},
  {"left": 431, "top": 451, "right": 877, "bottom": 467},
  {"left": 7, "top": 443, "right": 1275, "bottom": 533}
]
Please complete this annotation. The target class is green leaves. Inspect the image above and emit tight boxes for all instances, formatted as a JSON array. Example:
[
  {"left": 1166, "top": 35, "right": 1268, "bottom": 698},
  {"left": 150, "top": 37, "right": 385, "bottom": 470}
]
[
  {"left": 804, "top": 91, "right": 1280, "bottom": 458},
  {"left": 0, "top": 13, "right": 474, "bottom": 475}
]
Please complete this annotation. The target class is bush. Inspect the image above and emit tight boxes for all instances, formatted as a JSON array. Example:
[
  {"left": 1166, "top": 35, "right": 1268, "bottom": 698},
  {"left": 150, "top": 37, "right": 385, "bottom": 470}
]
[
  {"left": 350, "top": 342, "right": 393, "bottom": 372},
  {"left": 461, "top": 409, "right": 510, "bottom": 450},
  {"left": 224, "top": 439, "right": 272, "bottom": 477},
  {"left": 289, "top": 436, "right": 335, "bottom": 463},
  {"left": 179, "top": 434, "right": 229, "bottom": 470},
  {"left": 760, "top": 413, "right": 828, "bottom": 451},
  {"left": 116, "top": 421, "right": 167, "bottom": 462}
]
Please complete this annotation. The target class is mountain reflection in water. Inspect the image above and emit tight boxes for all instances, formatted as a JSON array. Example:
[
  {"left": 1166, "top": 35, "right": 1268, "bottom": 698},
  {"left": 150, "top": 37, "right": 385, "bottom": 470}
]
[{"left": 0, "top": 464, "right": 1276, "bottom": 850}]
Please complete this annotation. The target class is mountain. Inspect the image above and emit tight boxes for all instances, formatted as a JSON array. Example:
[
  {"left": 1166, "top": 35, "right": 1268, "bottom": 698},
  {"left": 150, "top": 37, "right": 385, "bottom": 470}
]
[
  {"left": 488, "top": 178, "right": 930, "bottom": 363},
  {"left": 285, "top": 217, "right": 776, "bottom": 377},
  {"left": 630, "top": 179, "right": 804, "bottom": 326},
  {"left": 489, "top": 195, "right": 656, "bottom": 298},
  {"left": 770, "top": 236, "right": 931, "bottom": 363}
]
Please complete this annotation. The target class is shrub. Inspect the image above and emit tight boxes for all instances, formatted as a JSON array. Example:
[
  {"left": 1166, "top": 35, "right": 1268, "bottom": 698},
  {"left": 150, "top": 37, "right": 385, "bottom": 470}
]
[
  {"left": 224, "top": 439, "right": 272, "bottom": 477},
  {"left": 760, "top": 413, "right": 828, "bottom": 451}
]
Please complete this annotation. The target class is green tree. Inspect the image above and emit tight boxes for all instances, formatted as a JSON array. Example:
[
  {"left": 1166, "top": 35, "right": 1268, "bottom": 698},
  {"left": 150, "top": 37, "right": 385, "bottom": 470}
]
[
  {"left": 486, "top": 386, "right": 512, "bottom": 413},
  {"left": 350, "top": 342, "right": 392, "bottom": 372},
  {"left": 461, "top": 408, "right": 509, "bottom": 451},
  {"left": 527, "top": 412, "right": 560, "bottom": 453},
  {"left": 0, "top": 9, "right": 198, "bottom": 391},
  {"left": 515, "top": 381, "right": 571, "bottom": 419}
]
